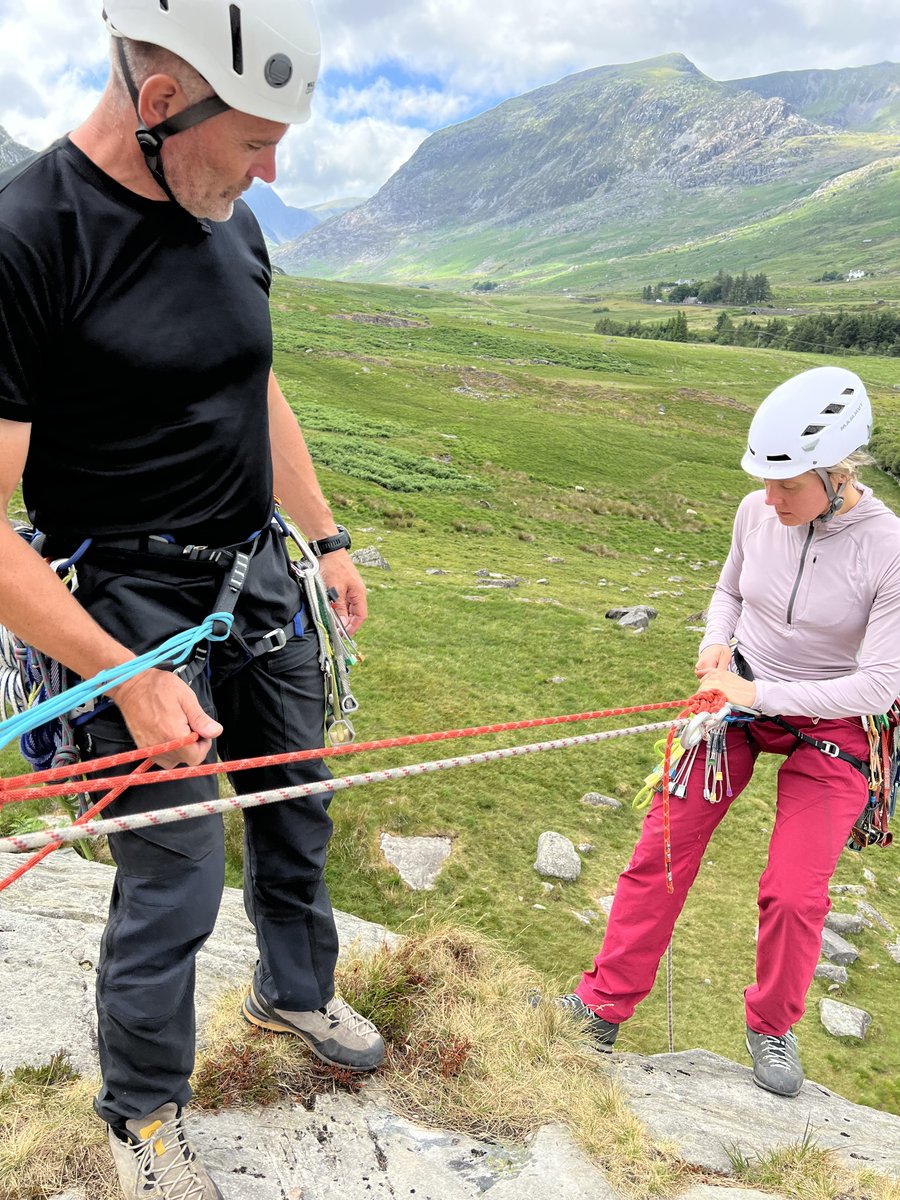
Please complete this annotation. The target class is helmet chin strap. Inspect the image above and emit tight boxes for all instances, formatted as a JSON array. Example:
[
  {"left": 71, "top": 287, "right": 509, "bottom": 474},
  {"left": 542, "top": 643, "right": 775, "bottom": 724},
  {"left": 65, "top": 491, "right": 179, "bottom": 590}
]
[
  {"left": 814, "top": 468, "right": 846, "bottom": 523},
  {"left": 115, "top": 38, "right": 230, "bottom": 217}
]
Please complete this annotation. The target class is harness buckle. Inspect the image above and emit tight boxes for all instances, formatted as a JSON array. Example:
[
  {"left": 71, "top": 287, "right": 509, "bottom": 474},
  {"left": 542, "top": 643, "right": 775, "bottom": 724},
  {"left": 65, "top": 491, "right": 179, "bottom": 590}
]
[
  {"left": 181, "top": 543, "right": 209, "bottom": 559},
  {"left": 819, "top": 740, "right": 840, "bottom": 758},
  {"left": 261, "top": 627, "right": 288, "bottom": 654}
]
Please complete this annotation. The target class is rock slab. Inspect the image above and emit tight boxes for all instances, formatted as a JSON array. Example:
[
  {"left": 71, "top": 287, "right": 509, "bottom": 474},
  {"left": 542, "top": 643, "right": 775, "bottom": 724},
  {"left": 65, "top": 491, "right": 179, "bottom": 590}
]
[
  {"left": 613, "top": 1048, "right": 900, "bottom": 1179},
  {"left": 0, "top": 851, "right": 399, "bottom": 1075}
]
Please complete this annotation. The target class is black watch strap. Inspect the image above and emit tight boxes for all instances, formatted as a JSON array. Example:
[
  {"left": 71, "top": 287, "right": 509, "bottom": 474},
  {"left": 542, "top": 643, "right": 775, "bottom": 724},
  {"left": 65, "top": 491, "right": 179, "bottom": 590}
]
[{"left": 308, "top": 525, "right": 351, "bottom": 557}]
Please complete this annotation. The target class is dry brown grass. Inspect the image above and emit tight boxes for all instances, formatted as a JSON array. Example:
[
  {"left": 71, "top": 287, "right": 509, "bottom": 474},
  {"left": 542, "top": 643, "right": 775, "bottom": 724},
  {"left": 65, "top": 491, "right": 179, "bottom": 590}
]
[{"left": 0, "top": 1059, "right": 114, "bottom": 1200}]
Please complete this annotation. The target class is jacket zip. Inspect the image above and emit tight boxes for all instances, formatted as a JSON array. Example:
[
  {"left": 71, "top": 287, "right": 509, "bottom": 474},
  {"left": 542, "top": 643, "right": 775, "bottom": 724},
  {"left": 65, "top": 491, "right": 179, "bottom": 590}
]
[{"left": 786, "top": 522, "right": 816, "bottom": 626}]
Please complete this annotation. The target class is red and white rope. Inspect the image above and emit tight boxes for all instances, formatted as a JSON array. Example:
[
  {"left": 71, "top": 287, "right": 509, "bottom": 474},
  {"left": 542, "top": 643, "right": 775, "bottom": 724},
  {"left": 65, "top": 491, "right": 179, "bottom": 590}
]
[{"left": 0, "top": 719, "right": 677, "bottom": 855}]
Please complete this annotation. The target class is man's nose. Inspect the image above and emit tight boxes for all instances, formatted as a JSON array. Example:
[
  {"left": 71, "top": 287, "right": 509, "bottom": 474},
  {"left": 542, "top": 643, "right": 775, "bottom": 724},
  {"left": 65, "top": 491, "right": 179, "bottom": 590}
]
[{"left": 251, "top": 147, "right": 278, "bottom": 185}]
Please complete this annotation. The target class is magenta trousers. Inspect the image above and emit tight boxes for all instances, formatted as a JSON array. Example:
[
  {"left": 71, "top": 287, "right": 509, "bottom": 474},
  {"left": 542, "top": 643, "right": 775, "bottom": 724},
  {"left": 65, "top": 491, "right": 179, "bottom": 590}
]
[{"left": 575, "top": 715, "right": 869, "bottom": 1035}]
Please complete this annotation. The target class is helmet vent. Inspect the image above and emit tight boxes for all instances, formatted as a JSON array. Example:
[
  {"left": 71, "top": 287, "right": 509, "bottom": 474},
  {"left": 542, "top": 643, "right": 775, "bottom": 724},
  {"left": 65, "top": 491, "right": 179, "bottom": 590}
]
[
  {"left": 821, "top": 402, "right": 846, "bottom": 415},
  {"left": 229, "top": 4, "right": 244, "bottom": 75},
  {"left": 766, "top": 454, "right": 791, "bottom": 462},
  {"left": 802, "top": 424, "right": 825, "bottom": 436},
  {"left": 159, "top": 0, "right": 169, "bottom": 10}
]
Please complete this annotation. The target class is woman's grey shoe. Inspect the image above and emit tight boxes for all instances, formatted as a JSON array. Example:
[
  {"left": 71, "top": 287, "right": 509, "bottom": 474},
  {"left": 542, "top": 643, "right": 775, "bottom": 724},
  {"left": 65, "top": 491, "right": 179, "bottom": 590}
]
[
  {"left": 107, "top": 1103, "right": 223, "bottom": 1199},
  {"left": 242, "top": 985, "right": 385, "bottom": 1071},
  {"left": 557, "top": 994, "right": 619, "bottom": 1051},
  {"left": 745, "top": 1026, "right": 804, "bottom": 1097}
]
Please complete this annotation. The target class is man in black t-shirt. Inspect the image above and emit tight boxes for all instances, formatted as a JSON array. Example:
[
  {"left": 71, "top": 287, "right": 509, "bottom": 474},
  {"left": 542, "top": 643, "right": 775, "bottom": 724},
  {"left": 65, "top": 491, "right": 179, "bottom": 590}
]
[{"left": 0, "top": 3, "right": 383, "bottom": 1197}]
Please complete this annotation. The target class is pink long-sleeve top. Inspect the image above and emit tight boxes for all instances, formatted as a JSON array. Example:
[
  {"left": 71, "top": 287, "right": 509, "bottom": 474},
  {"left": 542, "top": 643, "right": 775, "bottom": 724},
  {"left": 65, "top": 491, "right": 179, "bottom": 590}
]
[{"left": 699, "top": 485, "right": 900, "bottom": 719}]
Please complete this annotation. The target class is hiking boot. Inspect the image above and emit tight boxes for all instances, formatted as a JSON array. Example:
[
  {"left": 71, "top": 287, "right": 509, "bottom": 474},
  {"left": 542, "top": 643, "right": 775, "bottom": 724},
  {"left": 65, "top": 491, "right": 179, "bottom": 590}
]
[
  {"left": 107, "top": 1103, "right": 222, "bottom": 1199},
  {"left": 241, "top": 984, "right": 385, "bottom": 1072},
  {"left": 745, "top": 1026, "right": 804, "bottom": 1097},
  {"left": 557, "top": 993, "right": 620, "bottom": 1051}
]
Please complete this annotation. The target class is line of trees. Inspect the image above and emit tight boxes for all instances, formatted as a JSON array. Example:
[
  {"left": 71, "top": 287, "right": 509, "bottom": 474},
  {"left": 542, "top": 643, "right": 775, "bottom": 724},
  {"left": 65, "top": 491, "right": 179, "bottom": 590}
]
[
  {"left": 594, "top": 308, "right": 900, "bottom": 356},
  {"left": 641, "top": 270, "right": 773, "bottom": 306},
  {"left": 595, "top": 312, "right": 690, "bottom": 341}
]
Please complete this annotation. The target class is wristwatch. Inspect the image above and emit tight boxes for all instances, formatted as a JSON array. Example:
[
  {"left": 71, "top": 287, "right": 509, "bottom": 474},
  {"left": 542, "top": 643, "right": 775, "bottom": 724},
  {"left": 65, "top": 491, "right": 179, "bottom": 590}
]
[{"left": 308, "top": 525, "right": 352, "bottom": 557}]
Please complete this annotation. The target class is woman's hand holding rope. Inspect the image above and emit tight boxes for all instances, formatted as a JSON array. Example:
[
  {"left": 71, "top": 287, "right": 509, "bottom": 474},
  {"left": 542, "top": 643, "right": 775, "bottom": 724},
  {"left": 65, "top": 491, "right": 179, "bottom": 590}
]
[{"left": 694, "top": 668, "right": 757, "bottom": 709}]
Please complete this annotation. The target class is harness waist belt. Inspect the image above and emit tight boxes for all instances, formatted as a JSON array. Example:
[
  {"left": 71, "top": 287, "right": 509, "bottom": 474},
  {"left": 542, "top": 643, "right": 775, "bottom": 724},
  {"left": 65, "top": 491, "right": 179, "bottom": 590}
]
[
  {"left": 757, "top": 714, "right": 870, "bottom": 781},
  {"left": 84, "top": 533, "right": 260, "bottom": 564}
]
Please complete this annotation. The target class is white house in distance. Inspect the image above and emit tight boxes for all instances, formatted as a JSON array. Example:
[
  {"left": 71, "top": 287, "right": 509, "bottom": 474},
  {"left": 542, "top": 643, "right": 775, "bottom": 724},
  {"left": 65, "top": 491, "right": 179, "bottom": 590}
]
[{"left": 846, "top": 269, "right": 867, "bottom": 281}]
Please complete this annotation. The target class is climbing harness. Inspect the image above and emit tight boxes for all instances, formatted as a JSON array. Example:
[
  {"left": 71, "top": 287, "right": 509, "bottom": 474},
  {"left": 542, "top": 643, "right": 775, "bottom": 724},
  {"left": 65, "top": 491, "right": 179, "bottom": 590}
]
[{"left": 0, "top": 514, "right": 364, "bottom": 770}]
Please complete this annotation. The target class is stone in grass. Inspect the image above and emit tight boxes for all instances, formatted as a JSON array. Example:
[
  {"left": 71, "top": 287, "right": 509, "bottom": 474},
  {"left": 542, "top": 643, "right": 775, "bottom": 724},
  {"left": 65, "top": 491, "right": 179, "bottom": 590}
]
[
  {"left": 814, "top": 962, "right": 849, "bottom": 985},
  {"left": 606, "top": 606, "right": 658, "bottom": 634},
  {"left": 571, "top": 910, "right": 599, "bottom": 926},
  {"left": 857, "top": 900, "right": 893, "bottom": 931},
  {"left": 596, "top": 895, "right": 615, "bottom": 917},
  {"left": 351, "top": 546, "right": 391, "bottom": 570},
  {"left": 820, "top": 998, "right": 871, "bottom": 1040},
  {"left": 534, "top": 832, "right": 581, "bottom": 882},
  {"left": 379, "top": 834, "right": 451, "bottom": 891},
  {"left": 824, "top": 911, "right": 865, "bottom": 936},
  {"left": 580, "top": 792, "right": 623, "bottom": 810},
  {"left": 886, "top": 937, "right": 900, "bottom": 965},
  {"left": 830, "top": 883, "right": 866, "bottom": 896},
  {"left": 821, "top": 927, "right": 859, "bottom": 966}
]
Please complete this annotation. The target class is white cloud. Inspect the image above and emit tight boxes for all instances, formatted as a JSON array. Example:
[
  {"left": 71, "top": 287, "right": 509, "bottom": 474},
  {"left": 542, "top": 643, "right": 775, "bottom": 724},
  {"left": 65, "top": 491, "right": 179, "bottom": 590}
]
[
  {"left": 318, "top": 0, "right": 900, "bottom": 90},
  {"left": 1, "top": 0, "right": 898, "bottom": 204},
  {"left": 274, "top": 113, "right": 427, "bottom": 208},
  {"left": 327, "top": 78, "right": 472, "bottom": 127}
]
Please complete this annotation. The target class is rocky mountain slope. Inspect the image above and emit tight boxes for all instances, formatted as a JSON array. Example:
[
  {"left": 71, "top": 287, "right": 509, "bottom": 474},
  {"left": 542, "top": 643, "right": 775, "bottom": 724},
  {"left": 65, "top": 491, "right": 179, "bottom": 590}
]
[
  {"left": 275, "top": 55, "right": 900, "bottom": 286},
  {"left": 728, "top": 61, "right": 900, "bottom": 132},
  {"left": 0, "top": 125, "right": 31, "bottom": 171},
  {"left": 243, "top": 180, "right": 319, "bottom": 246}
]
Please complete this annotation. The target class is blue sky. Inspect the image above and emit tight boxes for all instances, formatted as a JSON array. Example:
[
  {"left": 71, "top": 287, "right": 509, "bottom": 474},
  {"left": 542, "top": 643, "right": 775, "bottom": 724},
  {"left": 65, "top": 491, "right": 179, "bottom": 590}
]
[{"left": 1, "top": 0, "right": 898, "bottom": 209}]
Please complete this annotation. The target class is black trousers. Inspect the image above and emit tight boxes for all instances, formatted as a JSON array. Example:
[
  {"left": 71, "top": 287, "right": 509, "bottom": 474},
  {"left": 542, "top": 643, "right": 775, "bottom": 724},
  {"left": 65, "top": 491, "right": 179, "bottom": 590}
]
[{"left": 70, "top": 528, "right": 339, "bottom": 1125}]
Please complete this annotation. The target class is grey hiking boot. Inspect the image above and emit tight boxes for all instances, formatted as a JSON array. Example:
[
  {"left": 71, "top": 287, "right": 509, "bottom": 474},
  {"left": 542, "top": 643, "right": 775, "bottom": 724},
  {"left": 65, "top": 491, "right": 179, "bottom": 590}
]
[
  {"left": 241, "top": 983, "right": 385, "bottom": 1072},
  {"left": 107, "top": 1103, "right": 222, "bottom": 1199},
  {"left": 557, "top": 994, "right": 620, "bottom": 1051},
  {"left": 745, "top": 1026, "right": 804, "bottom": 1097}
]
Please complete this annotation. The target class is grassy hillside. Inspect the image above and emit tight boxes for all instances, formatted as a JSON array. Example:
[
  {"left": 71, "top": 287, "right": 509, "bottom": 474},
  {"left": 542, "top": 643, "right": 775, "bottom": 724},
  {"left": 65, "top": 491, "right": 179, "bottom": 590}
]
[
  {"left": 271, "top": 278, "right": 900, "bottom": 1112},
  {"left": 4, "top": 277, "right": 900, "bottom": 1116}
]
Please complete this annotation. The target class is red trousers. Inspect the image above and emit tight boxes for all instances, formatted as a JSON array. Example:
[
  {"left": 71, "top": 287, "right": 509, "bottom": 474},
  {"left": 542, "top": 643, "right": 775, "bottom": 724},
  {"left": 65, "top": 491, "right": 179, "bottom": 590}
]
[{"left": 576, "top": 715, "right": 869, "bottom": 1035}]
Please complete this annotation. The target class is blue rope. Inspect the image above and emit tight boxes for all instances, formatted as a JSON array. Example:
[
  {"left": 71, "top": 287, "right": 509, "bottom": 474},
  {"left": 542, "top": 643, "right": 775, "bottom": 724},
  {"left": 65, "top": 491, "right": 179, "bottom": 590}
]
[{"left": 0, "top": 612, "right": 234, "bottom": 753}]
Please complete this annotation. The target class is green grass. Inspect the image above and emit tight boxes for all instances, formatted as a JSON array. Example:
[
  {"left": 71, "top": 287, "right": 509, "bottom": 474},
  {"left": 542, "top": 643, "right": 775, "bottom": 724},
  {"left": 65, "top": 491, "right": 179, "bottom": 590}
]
[
  {"left": 259, "top": 275, "right": 900, "bottom": 1113},
  {"left": 4, "top": 273, "right": 900, "bottom": 1120}
]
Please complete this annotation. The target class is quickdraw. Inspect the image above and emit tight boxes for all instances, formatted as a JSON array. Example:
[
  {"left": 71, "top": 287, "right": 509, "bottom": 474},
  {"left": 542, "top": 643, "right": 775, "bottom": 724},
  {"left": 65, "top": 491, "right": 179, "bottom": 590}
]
[
  {"left": 0, "top": 527, "right": 99, "bottom": 774},
  {"left": 847, "top": 703, "right": 900, "bottom": 851},
  {"left": 275, "top": 515, "right": 361, "bottom": 746}
]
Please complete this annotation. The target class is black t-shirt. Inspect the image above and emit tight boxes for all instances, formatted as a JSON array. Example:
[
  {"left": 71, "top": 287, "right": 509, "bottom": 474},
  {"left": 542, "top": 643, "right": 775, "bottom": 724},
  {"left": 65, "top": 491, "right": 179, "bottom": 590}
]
[{"left": 0, "top": 138, "right": 275, "bottom": 546}]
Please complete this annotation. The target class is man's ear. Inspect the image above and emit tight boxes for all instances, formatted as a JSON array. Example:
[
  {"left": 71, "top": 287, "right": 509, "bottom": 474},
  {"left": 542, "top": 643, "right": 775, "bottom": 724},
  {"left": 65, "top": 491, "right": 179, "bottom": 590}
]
[{"left": 138, "top": 73, "right": 182, "bottom": 129}]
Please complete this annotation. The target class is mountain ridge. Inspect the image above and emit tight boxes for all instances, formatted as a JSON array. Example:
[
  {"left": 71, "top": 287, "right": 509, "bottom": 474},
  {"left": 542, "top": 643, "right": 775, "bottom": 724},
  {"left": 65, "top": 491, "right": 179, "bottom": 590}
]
[{"left": 275, "top": 56, "right": 900, "bottom": 287}]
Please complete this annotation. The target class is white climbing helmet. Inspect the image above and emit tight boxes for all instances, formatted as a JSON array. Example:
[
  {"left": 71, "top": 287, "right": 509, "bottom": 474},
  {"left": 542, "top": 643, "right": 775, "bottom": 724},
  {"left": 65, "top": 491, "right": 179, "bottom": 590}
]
[
  {"left": 103, "top": 0, "right": 320, "bottom": 124},
  {"left": 741, "top": 366, "right": 872, "bottom": 480}
]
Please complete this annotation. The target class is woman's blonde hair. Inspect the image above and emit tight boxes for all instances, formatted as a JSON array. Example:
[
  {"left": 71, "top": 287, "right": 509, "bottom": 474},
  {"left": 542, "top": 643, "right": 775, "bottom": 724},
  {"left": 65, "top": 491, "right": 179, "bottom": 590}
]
[{"left": 825, "top": 448, "right": 874, "bottom": 484}]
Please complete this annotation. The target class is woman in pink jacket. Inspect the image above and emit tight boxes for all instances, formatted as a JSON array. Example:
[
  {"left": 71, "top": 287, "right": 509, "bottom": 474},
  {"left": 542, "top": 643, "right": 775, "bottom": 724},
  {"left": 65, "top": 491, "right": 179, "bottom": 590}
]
[{"left": 565, "top": 365, "right": 900, "bottom": 1097}]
